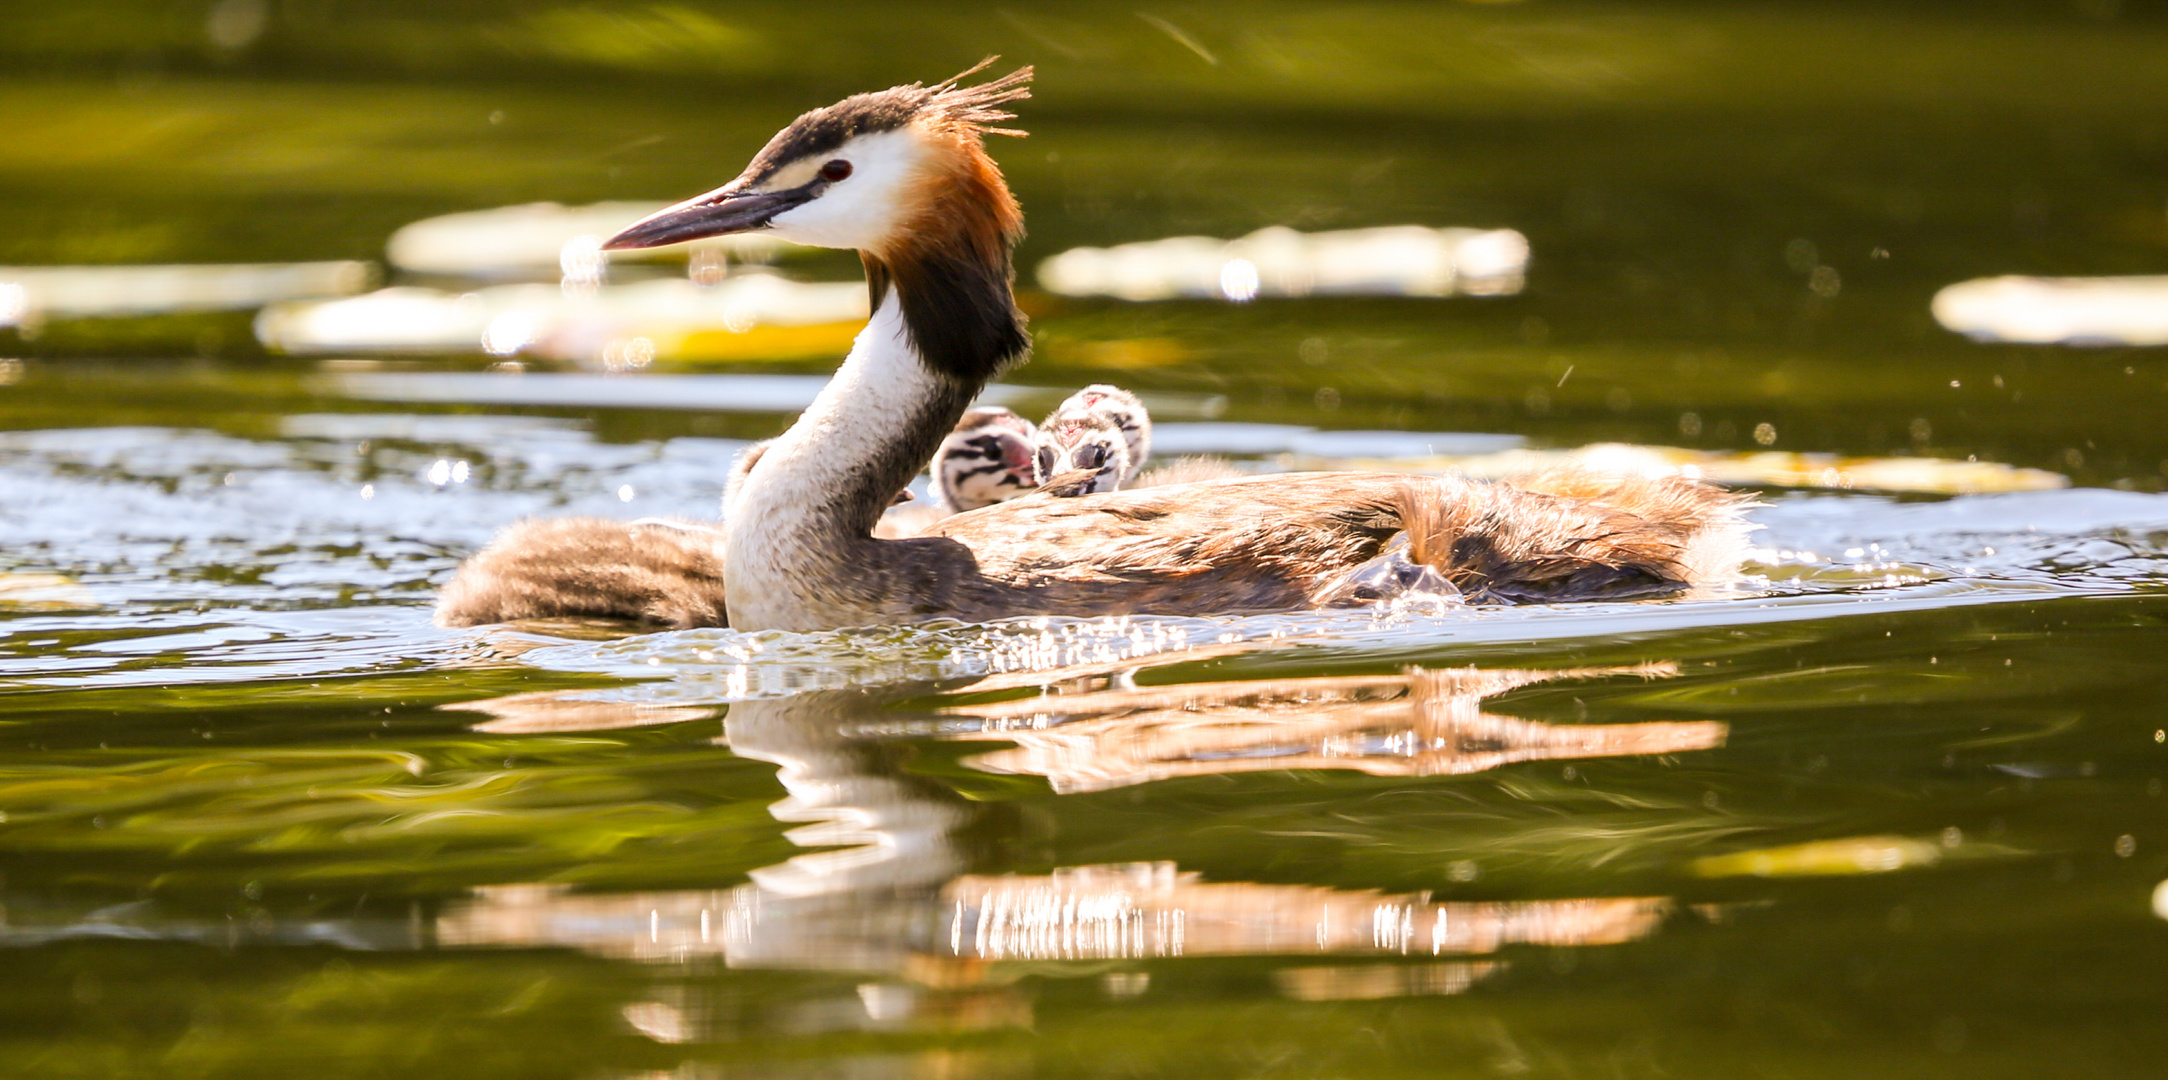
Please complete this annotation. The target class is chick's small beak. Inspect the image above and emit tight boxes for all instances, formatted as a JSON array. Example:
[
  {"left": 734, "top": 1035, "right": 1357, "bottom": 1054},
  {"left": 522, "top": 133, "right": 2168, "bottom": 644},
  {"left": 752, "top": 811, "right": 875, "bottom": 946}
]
[
  {"left": 602, "top": 184, "right": 814, "bottom": 250},
  {"left": 1003, "top": 439, "right": 1038, "bottom": 479}
]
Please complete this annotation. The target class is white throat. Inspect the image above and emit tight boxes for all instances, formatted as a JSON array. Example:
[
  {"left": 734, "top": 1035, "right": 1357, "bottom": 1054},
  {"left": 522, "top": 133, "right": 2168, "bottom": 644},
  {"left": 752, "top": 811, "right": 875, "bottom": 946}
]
[{"left": 723, "top": 290, "right": 950, "bottom": 631}]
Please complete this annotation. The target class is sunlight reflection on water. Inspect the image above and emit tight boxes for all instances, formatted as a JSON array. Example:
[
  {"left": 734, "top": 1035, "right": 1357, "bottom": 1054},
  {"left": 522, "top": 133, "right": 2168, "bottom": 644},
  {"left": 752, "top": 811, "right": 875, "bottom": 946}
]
[{"left": 8, "top": 411, "right": 2168, "bottom": 695}]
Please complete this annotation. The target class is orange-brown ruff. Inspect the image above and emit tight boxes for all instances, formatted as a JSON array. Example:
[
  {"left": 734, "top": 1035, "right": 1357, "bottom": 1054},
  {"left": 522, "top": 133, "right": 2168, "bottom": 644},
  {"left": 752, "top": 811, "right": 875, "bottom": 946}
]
[
  {"left": 438, "top": 63, "right": 1751, "bottom": 632},
  {"left": 858, "top": 82, "right": 1026, "bottom": 382}
]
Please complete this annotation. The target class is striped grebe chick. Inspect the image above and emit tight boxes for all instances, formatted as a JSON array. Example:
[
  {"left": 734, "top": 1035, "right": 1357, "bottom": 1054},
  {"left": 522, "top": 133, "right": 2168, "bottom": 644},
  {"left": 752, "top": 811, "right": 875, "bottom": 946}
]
[
  {"left": 1034, "top": 382, "right": 1248, "bottom": 495},
  {"left": 581, "top": 62, "right": 1750, "bottom": 632},
  {"left": 876, "top": 404, "right": 1039, "bottom": 537},
  {"left": 1039, "top": 384, "right": 1147, "bottom": 485},
  {"left": 933, "top": 405, "right": 1041, "bottom": 512},
  {"left": 1034, "top": 409, "right": 1129, "bottom": 495}
]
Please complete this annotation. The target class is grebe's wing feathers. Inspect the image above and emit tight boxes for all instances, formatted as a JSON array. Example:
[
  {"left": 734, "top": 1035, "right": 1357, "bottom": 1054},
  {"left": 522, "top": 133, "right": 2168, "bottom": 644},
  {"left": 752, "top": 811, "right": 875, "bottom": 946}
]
[
  {"left": 909, "top": 473, "right": 1401, "bottom": 617},
  {"left": 917, "top": 471, "right": 1751, "bottom": 614}
]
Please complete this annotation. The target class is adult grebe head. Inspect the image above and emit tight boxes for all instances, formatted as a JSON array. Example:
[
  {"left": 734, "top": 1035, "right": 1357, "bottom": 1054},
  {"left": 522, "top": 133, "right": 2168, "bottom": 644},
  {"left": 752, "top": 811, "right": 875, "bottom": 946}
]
[
  {"left": 605, "top": 60, "right": 1033, "bottom": 385},
  {"left": 935, "top": 405, "right": 1040, "bottom": 511}
]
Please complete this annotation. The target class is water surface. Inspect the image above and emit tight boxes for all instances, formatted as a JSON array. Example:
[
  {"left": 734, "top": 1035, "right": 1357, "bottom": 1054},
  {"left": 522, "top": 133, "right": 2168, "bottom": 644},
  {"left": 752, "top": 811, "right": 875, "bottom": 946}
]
[{"left": 5, "top": 3, "right": 2168, "bottom": 1077}]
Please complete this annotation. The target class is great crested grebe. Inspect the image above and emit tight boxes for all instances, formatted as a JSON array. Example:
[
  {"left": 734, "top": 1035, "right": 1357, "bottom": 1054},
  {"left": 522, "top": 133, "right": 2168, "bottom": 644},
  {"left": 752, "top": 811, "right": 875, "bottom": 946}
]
[
  {"left": 565, "top": 62, "right": 1750, "bottom": 632},
  {"left": 873, "top": 404, "right": 1041, "bottom": 538},
  {"left": 1034, "top": 408, "right": 1129, "bottom": 495},
  {"left": 1039, "top": 385, "right": 1148, "bottom": 487},
  {"left": 1033, "top": 383, "right": 1253, "bottom": 495},
  {"left": 932, "top": 405, "right": 1041, "bottom": 511}
]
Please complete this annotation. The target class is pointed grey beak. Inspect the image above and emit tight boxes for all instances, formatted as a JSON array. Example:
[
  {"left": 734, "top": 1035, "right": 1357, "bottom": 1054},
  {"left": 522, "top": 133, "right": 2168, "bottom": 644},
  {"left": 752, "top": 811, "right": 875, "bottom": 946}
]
[{"left": 602, "top": 184, "right": 815, "bottom": 250}]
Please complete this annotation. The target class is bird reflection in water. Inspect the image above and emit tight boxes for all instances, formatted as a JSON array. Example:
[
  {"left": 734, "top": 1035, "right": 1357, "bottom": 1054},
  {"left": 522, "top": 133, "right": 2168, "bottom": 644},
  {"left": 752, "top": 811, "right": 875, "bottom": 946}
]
[
  {"left": 932, "top": 662, "right": 1722, "bottom": 792},
  {"left": 438, "top": 659, "right": 1726, "bottom": 1041}
]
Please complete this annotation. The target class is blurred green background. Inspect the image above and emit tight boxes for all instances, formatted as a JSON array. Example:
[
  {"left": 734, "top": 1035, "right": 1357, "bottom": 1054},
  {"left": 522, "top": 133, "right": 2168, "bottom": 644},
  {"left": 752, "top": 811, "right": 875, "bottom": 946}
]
[{"left": 5, "top": 0, "right": 2168, "bottom": 480}]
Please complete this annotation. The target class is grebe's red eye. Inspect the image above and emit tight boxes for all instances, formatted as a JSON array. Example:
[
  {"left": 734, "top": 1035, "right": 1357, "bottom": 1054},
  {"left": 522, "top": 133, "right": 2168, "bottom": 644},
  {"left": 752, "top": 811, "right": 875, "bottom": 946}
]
[{"left": 819, "top": 159, "right": 852, "bottom": 182}]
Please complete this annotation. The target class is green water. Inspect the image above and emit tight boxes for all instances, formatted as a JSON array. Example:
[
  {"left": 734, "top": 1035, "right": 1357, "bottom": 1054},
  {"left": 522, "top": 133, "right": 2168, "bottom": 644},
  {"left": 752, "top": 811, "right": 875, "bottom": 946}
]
[{"left": 6, "top": 2, "right": 2168, "bottom": 1077}]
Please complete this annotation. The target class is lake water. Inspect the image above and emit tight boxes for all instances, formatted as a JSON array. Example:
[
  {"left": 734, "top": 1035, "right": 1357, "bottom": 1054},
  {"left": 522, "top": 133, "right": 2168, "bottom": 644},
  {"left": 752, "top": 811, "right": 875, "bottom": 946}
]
[{"left": 5, "top": 3, "right": 2168, "bottom": 1076}]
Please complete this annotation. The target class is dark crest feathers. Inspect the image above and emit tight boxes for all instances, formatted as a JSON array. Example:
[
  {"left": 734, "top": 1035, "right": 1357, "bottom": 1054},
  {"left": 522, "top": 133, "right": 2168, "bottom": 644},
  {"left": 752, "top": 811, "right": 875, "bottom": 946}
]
[
  {"left": 746, "top": 59, "right": 1031, "bottom": 184},
  {"left": 923, "top": 58, "right": 1033, "bottom": 137}
]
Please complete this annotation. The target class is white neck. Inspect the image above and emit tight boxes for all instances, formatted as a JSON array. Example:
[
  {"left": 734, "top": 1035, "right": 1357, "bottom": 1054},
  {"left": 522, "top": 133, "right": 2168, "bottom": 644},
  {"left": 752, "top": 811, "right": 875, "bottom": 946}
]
[{"left": 724, "top": 291, "right": 966, "bottom": 631}]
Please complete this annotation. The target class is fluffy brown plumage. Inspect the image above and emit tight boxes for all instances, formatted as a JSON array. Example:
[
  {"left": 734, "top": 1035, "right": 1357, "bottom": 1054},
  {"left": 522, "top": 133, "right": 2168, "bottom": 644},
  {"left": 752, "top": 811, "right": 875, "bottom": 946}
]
[
  {"left": 863, "top": 469, "right": 1752, "bottom": 620},
  {"left": 1134, "top": 456, "right": 1247, "bottom": 488},
  {"left": 435, "top": 517, "right": 727, "bottom": 629}
]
